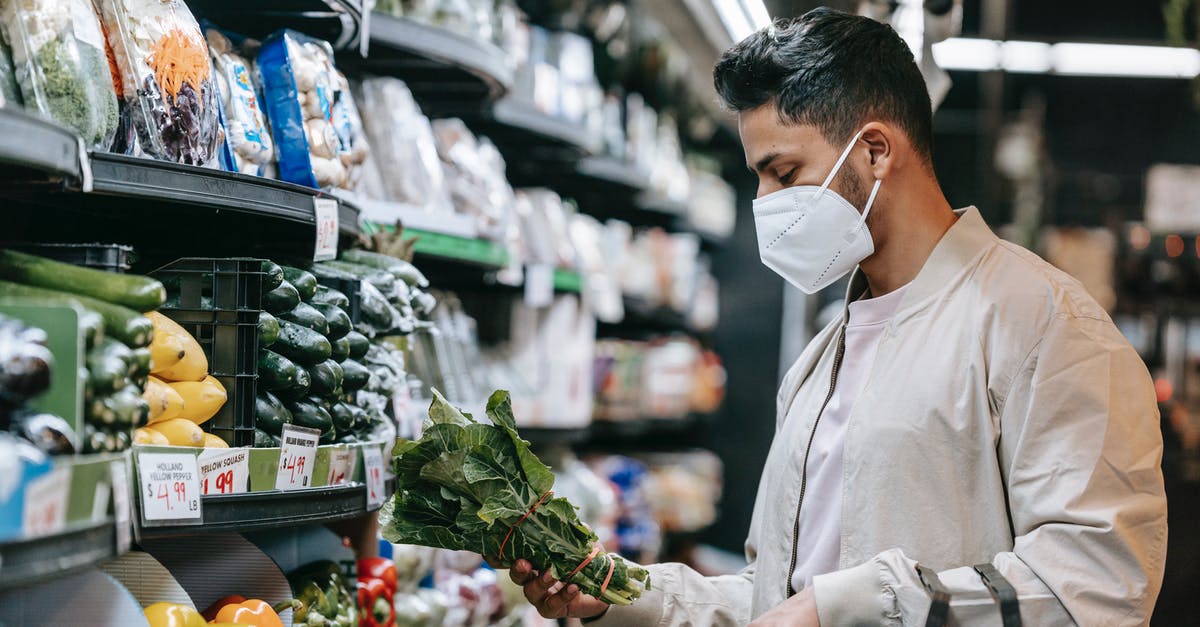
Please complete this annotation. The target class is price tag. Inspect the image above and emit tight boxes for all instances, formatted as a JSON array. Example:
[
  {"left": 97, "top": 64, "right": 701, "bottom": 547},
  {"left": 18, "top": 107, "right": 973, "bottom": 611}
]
[
  {"left": 524, "top": 264, "right": 554, "bottom": 308},
  {"left": 22, "top": 466, "right": 71, "bottom": 538},
  {"left": 137, "top": 453, "right": 202, "bottom": 523},
  {"left": 198, "top": 448, "right": 250, "bottom": 495},
  {"left": 363, "top": 445, "right": 386, "bottom": 509},
  {"left": 314, "top": 197, "right": 340, "bottom": 261},
  {"left": 326, "top": 447, "right": 356, "bottom": 486},
  {"left": 276, "top": 424, "right": 320, "bottom": 491},
  {"left": 109, "top": 460, "right": 132, "bottom": 553}
]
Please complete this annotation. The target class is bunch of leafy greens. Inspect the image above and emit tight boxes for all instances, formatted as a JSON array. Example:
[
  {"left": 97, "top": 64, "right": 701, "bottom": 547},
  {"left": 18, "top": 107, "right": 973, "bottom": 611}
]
[{"left": 380, "top": 389, "right": 650, "bottom": 605}]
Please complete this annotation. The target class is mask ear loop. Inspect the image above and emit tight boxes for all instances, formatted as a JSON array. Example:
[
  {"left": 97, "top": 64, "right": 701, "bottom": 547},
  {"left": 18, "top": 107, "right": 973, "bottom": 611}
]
[{"left": 817, "top": 129, "right": 866, "bottom": 199}]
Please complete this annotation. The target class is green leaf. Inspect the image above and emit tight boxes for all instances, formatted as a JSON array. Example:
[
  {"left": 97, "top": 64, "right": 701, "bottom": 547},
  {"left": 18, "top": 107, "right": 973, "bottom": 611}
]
[
  {"left": 485, "top": 390, "right": 517, "bottom": 430},
  {"left": 429, "top": 388, "right": 473, "bottom": 425}
]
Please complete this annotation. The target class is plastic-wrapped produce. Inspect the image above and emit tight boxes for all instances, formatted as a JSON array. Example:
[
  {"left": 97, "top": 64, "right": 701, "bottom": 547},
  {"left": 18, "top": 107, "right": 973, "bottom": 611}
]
[
  {"left": 0, "top": 35, "right": 21, "bottom": 108},
  {"left": 258, "top": 30, "right": 365, "bottom": 190},
  {"left": 205, "top": 29, "right": 273, "bottom": 176},
  {"left": 97, "top": 0, "right": 221, "bottom": 165},
  {"left": 0, "top": 0, "right": 118, "bottom": 147},
  {"left": 357, "top": 77, "right": 453, "bottom": 213}
]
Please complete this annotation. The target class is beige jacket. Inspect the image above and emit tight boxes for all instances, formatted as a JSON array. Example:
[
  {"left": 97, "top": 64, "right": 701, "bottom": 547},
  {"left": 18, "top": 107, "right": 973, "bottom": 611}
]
[{"left": 593, "top": 207, "right": 1167, "bottom": 626}]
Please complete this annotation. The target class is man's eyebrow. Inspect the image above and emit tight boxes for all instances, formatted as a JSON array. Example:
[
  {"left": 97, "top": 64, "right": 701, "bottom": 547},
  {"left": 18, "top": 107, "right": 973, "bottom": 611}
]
[{"left": 750, "top": 152, "right": 781, "bottom": 173}]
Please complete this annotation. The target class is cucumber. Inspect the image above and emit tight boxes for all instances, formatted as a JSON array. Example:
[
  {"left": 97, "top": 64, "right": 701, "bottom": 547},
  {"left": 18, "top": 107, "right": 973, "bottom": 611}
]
[
  {"left": 329, "top": 336, "right": 350, "bottom": 362},
  {"left": 273, "top": 368, "right": 311, "bottom": 403},
  {"left": 258, "top": 311, "right": 280, "bottom": 347},
  {"left": 411, "top": 289, "right": 437, "bottom": 315},
  {"left": 286, "top": 398, "right": 333, "bottom": 433},
  {"left": 280, "top": 302, "right": 329, "bottom": 336},
  {"left": 255, "top": 391, "right": 292, "bottom": 436},
  {"left": 330, "top": 402, "right": 364, "bottom": 434},
  {"left": 273, "top": 319, "right": 332, "bottom": 366},
  {"left": 358, "top": 283, "right": 397, "bottom": 331},
  {"left": 254, "top": 428, "right": 280, "bottom": 448},
  {"left": 309, "top": 263, "right": 359, "bottom": 283},
  {"left": 311, "top": 285, "right": 350, "bottom": 310},
  {"left": 76, "top": 309, "right": 103, "bottom": 348},
  {"left": 0, "top": 249, "right": 166, "bottom": 312},
  {"left": 258, "top": 349, "right": 302, "bottom": 391},
  {"left": 261, "top": 260, "right": 284, "bottom": 292},
  {"left": 336, "top": 432, "right": 359, "bottom": 444},
  {"left": 339, "top": 249, "right": 429, "bottom": 287},
  {"left": 87, "top": 385, "right": 146, "bottom": 428},
  {"left": 87, "top": 341, "right": 130, "bottom": 395},
  {"left": 322, "top": 260, "right": 397, "bottom": 295},
  {"left": 312, "top": 303, "right": 351, "bottom": 340},
  {"left": 345, "top": 331, "right": 369, "bottom": 360},
  {"left": 308, "top": 359, "right": 344, "bottom": 397},
  {"left": 0, "top": 280, "right": 151, "bottom": 346},
  {"left": 129, "top": 346, "right": 152, "bottom": 377},
  {"left": 281, "top": 266, "right": 319, "bottom": 301},
  {"left": 319, "top": 425, "right": 336, "bottom": 445},
  {"left": 340, "top": 359, "right": 370, "bottom": 391},
  {"left": 263, "top": 281, "right": 301, "bottom": 314}
]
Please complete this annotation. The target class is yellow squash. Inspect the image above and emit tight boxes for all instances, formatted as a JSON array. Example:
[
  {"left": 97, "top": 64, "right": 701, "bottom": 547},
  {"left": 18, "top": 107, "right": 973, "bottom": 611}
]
[
  {"left": 148, "top": 311, "right": 207, "bottom": 382},
  {"left": 201, "top": 432, "right": 229, "bottom": 448},
  {"left": 133, "top": 427, "right": 170, "bottom": 446},
  {"left": 147, "top": 418, "right": 204, "bottom": 447},
  {"left": 169, "top": 376, "right": 226, "bottom": 424},
  {"left": 148, "top": 328, "right": 186, "bottom": 374},
  {"left": 144, "top": 375, "right": 185, "bottom": 423}
]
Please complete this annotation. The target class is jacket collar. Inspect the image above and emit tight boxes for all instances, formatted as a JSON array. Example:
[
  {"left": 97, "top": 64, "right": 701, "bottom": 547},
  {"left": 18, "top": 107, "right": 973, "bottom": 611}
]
[{"left": 844, "top": 206, "right": 997, "bottom": 321}]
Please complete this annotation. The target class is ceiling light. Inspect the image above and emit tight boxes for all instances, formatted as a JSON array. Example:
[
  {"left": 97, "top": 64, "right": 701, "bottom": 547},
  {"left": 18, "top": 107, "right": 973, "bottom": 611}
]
[
  {"left": 712, "top": 0, "right": 770, "bottom": 42},
  {"left": 931, "top": 37, "right": 1000, "bottom": 71},
  {"left": 931, "top": 37, "right": 1200, "bottom": 79},
  {"left": 1000, "top": 40, "right": 1052, "bottom": 73}
]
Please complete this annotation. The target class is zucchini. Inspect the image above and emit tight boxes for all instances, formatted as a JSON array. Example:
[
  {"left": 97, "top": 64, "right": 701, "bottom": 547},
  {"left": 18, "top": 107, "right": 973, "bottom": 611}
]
[
  {"left": 255, "top": 391, "right": 292, "bottom": 436},
  {"left": 313, "top": 303, "right": 351, "bottom": 340},
  {"left": 261, "top": 260, "right": 284, "bottom": 292},
  {"left": 311, "top": 285, "right": 350, "bottom": 310},
  {"left": 280, "top": 302, "right": 329, "bottom": 336},
  {"left": 336, "top": 432, "right": 359, "bottom": 444},
  {"left": 339, "top": 249, "right": 429, "bottom": 287},
  {"left": 329, "top": 402, "right": 365, "bottom": 434},
  {"left": 340, "top": 359, "right": 370, "bottom": 391},
  {"left": 286, "top": 398, "right": 333, "bottom": 433},
  {"left": 281, "top": 266, "right": 319, "bottom": 301},
  {"left": 87, "top": 341, "right": 130, "bottom": 395},
  {"left": 273, "top": 319, "right": 332, "bottom": 366},
  {"left": 329, "top": 336, "right": 350, "bottom": 362},
  {"left": 258, "top": 311, "right": 280, "bottom": 347},
  {"left": 0, "top": 280, "right": 150, "bottom": 346},
  {"left": 129, "top": 346, "right": 152, "bottom": 377},
  {"left": 319, "top": 424, "right": 336, "bottom": 445},
  {"left": 307, "top": 359, "right": 344, "bottom": 397},
  {"left": 411, "top": 289, "right": 437, "bottom": 315},
  {"left": 77, "top": 309, "right": 103, "bottom": 348},
  {"left": 357, "top": 282, "right": 398, "bottom": 331},
  {"left": 0, "top": 249, "right": 166, "bottom": 312},
  {"left": 258, "top": 349, "right": 302, "bottom": 391},
  {"left": 273, "top": 368, "right": 311, "bottom": 403},
  {"left": 254, "top": 428, "right": 280, "bottom": 448},
  {"left": 322, "top": 260, "right": 396, "bottom": 295},
  {"left": 345, "top": 331, "right": 369, "bottom": 360},
  {"left": 263, "top": 280, "right": 301, "bottom": 314},
  {"left": 87, "top": 385, "right": 147, "bottom": 428}
]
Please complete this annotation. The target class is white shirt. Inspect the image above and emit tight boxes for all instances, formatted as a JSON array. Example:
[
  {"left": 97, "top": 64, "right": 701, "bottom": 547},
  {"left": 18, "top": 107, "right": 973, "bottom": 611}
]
[{"left": 789, "top": 282, "right": 910, "bottom": 593}]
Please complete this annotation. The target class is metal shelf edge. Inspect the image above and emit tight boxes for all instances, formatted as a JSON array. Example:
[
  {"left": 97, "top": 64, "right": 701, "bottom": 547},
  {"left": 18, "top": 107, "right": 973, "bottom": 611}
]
[
  {"left": 368, "top": 13, "right": 513, "bottom": 98},
  {"left": 0, "top": 109, "right": 82, "bottom": 182},
  {"left": 0, "top": 519, "right": 117, "bottom": 589}
]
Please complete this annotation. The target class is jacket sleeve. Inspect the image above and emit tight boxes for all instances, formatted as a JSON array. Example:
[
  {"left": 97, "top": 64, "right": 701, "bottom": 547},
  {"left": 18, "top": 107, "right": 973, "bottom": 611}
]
[
  {"left": 810, "top": 313, "right": 1168, "bottom": 626},
  {"left": 586, "top": 562, "right": 755, "bottom": 627}
]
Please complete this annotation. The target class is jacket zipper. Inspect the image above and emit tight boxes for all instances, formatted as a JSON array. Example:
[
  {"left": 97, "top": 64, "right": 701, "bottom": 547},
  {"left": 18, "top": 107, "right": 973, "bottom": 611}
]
[{"left": 786, "top": 325, "right": 847, "bottom": 598}]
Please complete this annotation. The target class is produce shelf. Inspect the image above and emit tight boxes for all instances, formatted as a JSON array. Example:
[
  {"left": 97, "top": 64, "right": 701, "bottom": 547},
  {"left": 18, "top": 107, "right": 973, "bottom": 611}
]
[
  {"left": 553, "top": 269, "right": 583, "bottom": 293},
  {"left": 406, "top": 227, "right": 511, "bottom": 269},
  {"left": 576, "top": 156, "right": 651, "bottom": 192},
  {"left": 0, "top": 520, "right": 117, "bottom": 589},
  {"left": 188, "top": 0, "right": 367, "bottom": 51},
  {"left": 521, "top": 426, "right": 592, "bottom": 448},
  {"left": 344, "top": 13, "right": 512, "bottom": 114},
  {"left": 136, "top": 481, "right": 389, "bottom": 539},
  {"left": 0, "top": 108, "right": 83, "bottom": 185}
]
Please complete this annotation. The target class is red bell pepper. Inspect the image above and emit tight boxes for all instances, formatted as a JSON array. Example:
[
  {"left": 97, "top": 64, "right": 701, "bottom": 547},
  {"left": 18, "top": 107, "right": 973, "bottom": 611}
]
[{"left": 356, "top": 557, "right": 398, "bottom": 627}]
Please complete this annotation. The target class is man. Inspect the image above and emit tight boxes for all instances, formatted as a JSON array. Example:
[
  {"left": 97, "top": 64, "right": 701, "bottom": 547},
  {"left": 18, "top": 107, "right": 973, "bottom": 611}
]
[{"left": 506, "top": 7, "right": 1167, "bottom": 625}]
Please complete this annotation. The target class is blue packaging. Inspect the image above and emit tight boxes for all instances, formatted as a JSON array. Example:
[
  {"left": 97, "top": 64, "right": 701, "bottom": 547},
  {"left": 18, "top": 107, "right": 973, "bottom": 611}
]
[{"left": 257, "top": 29, "right": 322, "bottom": 188}]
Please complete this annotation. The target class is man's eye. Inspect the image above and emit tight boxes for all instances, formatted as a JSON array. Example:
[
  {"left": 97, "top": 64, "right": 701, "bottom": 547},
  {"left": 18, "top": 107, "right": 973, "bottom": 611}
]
[{"left": 779, "top": 169, "right": 797, "bottom": 184}]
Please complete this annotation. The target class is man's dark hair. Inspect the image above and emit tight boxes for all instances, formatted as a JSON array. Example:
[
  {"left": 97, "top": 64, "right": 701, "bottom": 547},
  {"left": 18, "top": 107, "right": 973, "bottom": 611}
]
[{"left": 713, "top": 7, "right": 934, "bottom": 164}]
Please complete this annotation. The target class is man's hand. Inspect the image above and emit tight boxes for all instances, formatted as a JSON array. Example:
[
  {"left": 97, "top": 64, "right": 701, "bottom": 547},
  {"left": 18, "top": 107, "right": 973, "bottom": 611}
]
[
  {"left": 505, "top": 558, "right": 609, "bottom": 620},
  {"left": 748, "top": 587, "right": 820, "bottom": 627}
]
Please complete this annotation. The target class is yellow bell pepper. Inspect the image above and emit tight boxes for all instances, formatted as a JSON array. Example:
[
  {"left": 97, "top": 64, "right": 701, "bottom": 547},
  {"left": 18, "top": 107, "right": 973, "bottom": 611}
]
[
  {"left": 143, "top": 602, "right": 206, "bottom": 627},
  {"left": 213, "top": 599, "right": 284, "bottom": 627}
]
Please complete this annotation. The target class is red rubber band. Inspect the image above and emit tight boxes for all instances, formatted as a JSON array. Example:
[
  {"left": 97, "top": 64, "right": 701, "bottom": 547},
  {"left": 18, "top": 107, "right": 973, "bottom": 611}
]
[
  {"left": 500, "top": 490, "right": 553, "bottom": 559},
  {"left": 566, "top": 545, "right": 602, "bottom": 580},
  {"left": 599, "top": 554, "right": 616, "bottom": 596}
]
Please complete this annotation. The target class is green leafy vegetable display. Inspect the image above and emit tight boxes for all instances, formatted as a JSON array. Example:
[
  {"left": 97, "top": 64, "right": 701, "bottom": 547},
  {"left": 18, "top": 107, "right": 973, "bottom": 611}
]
[{"left": 380, "top": 389, "right": 651, "bottom": 606}]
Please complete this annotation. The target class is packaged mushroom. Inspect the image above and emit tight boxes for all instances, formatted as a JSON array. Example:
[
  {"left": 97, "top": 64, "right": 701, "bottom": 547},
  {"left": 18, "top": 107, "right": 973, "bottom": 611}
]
[
  {"left": 97, "top": 0, "right": 222, "bottom": 165},
  {"left": 258, "top": 29, "right": 366, "bottom": 190},
  {"left": 205, "top": 28, "right": 274, "bottom": 176}
]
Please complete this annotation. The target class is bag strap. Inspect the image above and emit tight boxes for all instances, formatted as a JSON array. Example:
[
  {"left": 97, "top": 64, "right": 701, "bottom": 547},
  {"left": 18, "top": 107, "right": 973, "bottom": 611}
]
[
  {"left": 916, "top": 564, "right": 952, "bottom": 627},
  {"left": 974, "top": 563, "right": 1022, "bottom": 627}
]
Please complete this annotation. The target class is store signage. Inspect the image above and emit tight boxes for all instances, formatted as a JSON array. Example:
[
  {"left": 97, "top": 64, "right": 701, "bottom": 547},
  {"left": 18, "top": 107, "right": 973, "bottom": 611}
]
[
  {"left": 137, "top": 453, "right": 202, "bottom": 523},
  {"left": 109, "top": 460, "right": 132, "bottom": 553},
  {"left": 326, "top": 447, "right": 357, "bottom": 486},
  {"left": 198, "top": 447, "right": 250, "bottom": 495},
  {"left": 1146, "top": 164, "right": 1200, "bottom": 233},
  {"left": 314, "top": 197, "right": 340, "bottom": 261},
  {"left": 276, "top": 424, "right": 320, "bottom": 491},
  {"left": 363, "top": 445, "right": 386, "bottom": 509},
  {"left": 22, "top": 466, "right": 71, "bottom": 538}
]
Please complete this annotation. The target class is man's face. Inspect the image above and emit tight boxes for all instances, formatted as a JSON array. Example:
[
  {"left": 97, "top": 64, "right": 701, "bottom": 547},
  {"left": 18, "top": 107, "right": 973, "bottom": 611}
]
[{"left": 739, "top": 104, "right": 868, "bottom": 209}]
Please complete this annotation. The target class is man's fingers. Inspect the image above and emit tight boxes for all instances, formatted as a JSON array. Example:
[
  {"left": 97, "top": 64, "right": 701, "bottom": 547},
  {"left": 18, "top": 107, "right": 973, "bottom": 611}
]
[
  {"left": 540, "top": 584, "right": 580, "bottom": 618},
  {"left": 522, "top": 569, "right": 556, "bottom": 606},
  {"left": 509, "top": 559, "right": 535, "bottom": 585}
]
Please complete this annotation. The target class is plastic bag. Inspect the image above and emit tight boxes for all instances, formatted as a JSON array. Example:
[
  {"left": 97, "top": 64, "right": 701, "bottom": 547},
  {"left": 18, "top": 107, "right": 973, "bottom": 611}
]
[
  {"left": 205, "top": 28, "right": 273, "bottom": 176},
  {"left": 97, "top": 0, "right": 221, "bottom": 165},
  {"left": 0, "top": 0, "right": 118, "bottom": 147},
  {"left": 357, "top": 77, "right": 453, "bottom": 213},
  {"left": 258, "top": 29, "right": 365, "bottom": 190},
  {"left": 0, "top": 35, "right": 21, "bottom": 108}
]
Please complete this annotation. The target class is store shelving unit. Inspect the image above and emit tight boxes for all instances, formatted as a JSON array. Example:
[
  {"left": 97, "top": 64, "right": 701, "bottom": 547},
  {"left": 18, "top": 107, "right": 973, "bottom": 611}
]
[
  {"left": 188, "top": 0, "right": 367, "bottom": 51},
  {"left": 0, "top": 520, "right": 117, "bottom": 589},
  {"left": 0, "top": 109, "right": 84, "bottom": 186}
]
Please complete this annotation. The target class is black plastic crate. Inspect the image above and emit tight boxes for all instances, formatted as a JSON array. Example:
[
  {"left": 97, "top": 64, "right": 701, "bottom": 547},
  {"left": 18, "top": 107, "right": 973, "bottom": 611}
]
[
  {"left": 314, "top": 275, "right": 361, "bottom": 325},
  {"left": 150, "top": 258, "right": 265, "bottom": 447},
  {"left": 6, "top": 242, "right": 135, "bottom": 273}
]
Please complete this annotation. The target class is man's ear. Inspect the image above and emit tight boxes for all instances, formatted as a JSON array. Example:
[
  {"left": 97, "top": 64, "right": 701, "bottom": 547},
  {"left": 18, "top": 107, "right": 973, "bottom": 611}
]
[{"left": 859, "top": 121, "right": 898, "bottom": 179}]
